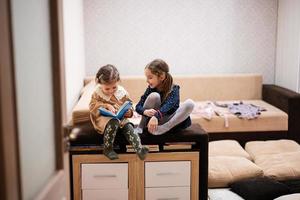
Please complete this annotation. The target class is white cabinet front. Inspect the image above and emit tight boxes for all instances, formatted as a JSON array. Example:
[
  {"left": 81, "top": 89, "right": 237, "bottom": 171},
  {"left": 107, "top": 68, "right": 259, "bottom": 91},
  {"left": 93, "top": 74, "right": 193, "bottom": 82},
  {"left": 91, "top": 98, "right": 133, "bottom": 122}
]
[
  {"left": 81, "top": 163, "right": 128, "bottom": 189},
  {"left": 82, "top": 189, "right": 128, "bottom": 200},
  {"left": 145, "top": 187, "right": 190, "bottom": 200},
  {"left": 145, "top": 161, "right": 191, "bottom": 187}
]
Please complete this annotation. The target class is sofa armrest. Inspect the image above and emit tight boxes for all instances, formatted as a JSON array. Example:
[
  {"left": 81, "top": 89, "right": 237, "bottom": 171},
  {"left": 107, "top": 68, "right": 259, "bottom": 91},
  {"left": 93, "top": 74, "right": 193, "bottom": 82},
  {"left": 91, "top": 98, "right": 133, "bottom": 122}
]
[{"left": 263, "top": 84, "right": 300, "bottom": 143}]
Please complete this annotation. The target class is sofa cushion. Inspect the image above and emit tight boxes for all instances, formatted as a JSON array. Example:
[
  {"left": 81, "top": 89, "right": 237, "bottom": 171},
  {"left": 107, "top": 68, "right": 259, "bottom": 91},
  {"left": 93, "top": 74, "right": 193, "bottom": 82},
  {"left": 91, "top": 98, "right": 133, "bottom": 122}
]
[
  {"left": 209, "top": 140, "right": 251, "bottom": 160},
  {"left": 208, "top": 156, "right": 263, "bottom": 188},
  {"left": 230, "top": 177, "right": 291, "bottom": 200},
  {"left": 84, "top": 76, "right": 148, "bottom": 103},
  {"left": 255, "top": 151, "right": 300, "bottom": 180},
  {"left": 245, "top": 139, "right": 300, "bottom": 160},
  {"left": 170, "top": 74, "right": 262, "bottom": 101},
  {"left": 191, "top": 100, "right": 288, "bottom": 133},
  {"left": 84, "top": 74, "right": 263, "bottom": 102},
  {"left": 72, "top": 80, "right": 96, "bottom": 124}
]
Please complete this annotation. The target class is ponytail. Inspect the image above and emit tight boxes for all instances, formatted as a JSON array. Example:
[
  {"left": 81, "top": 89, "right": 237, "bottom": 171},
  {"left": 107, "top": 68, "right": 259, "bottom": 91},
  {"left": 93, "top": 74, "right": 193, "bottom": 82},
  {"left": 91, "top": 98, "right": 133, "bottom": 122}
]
[{"left": 160, "top": 72, "right": 173, "bottom": 102}]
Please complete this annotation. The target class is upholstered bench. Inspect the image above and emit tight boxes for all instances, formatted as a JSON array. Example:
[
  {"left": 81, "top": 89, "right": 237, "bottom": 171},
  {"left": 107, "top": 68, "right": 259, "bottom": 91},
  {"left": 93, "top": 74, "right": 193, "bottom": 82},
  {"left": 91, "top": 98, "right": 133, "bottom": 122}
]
[
  {"left": 208, "top": 139, "right": 300, "bottom": 188},
  {"left": 208, "top": 140, "right": 263, "bottom": 188},
  {"left": 207, "top": 139, "right": 300, "bottom": 200},
  {"left": 245, "top": 139, "right": 300, "bottom": 180}
]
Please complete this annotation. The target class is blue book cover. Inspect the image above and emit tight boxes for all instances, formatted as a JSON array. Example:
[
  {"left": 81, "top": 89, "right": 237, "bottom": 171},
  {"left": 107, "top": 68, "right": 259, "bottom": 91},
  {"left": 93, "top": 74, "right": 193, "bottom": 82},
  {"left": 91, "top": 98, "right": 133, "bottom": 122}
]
[{"left": 99, "top": 101, "right": 132, "bottom": 120}]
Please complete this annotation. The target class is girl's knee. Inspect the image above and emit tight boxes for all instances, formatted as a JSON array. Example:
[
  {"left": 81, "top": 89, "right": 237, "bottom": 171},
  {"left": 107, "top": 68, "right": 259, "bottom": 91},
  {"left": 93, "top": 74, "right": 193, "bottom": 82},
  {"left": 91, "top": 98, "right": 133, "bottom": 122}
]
[
  {"left": 123, "top": 122, "right": 134, "bottom": 130},
  {"left": 147, "top": 92, "right": 160, "bottom": 101},
  {"left": 104, "top": 119, "right": 120, "bottom": 135},
  {"left": 182, "top": 99, "right": 195, "bottom": 112},
  {"left": 108, "top": 119, "right": 120, "bottom": 127}
]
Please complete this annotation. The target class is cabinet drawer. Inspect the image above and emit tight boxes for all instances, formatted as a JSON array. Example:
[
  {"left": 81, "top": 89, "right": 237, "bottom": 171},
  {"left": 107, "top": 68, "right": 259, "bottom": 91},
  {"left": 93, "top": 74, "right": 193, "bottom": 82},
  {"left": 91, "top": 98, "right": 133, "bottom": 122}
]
[
  {"left": 81, "top": 163, "right": 128, "bottom": 189},
  {"left": 145, "top": 187, "right": 190, "bottom": 200},
  {"left": 145, "top": 161, "right": 191, "bottom": 187},
  {"left": 82, "top": 189, "right": 128, "bottom": 200}
]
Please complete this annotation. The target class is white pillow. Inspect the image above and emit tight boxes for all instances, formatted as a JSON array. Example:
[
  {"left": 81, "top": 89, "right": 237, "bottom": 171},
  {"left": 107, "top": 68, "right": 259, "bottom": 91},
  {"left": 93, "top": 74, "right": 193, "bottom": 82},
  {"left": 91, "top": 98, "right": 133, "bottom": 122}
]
[
  {"left": 274, "top": 193, "right": 300, "bottom": 200},
  {"left": 208, "top": 188, "right": 244, "bottom": 200}
]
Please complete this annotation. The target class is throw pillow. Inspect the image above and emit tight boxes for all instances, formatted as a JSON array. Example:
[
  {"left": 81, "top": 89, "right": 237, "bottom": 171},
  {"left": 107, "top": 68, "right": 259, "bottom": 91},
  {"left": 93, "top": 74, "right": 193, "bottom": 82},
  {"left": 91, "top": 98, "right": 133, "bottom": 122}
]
[{"left": 230, "top": 177, "right": 290, "bottom": 200}]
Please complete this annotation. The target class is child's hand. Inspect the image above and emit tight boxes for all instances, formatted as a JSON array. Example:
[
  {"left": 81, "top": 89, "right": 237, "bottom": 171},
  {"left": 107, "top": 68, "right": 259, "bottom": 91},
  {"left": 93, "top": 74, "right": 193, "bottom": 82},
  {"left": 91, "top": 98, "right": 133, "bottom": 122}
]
[
  {"left": 148, "top": 116, "right": 158, "bottom": 134},
  {"left": 143, "top": 109, "right": 157, "bottom": 117},
  {"left": 124, "top": 110, "right": 132, "bottom": 118},
  {"left": 106, "top": 104, "right": 116, "bottom": 113}
]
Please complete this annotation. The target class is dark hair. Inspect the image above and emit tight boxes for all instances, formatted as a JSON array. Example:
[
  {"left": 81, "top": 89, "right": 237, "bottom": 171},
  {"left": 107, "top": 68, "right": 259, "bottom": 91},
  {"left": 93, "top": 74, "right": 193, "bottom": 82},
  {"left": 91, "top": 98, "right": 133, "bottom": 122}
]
[
  {"left": 145, "top": 59, "right": 173, "bottom": 102},
  {"left": 95, "top": 64, "right": 120, "bottom": 84}
]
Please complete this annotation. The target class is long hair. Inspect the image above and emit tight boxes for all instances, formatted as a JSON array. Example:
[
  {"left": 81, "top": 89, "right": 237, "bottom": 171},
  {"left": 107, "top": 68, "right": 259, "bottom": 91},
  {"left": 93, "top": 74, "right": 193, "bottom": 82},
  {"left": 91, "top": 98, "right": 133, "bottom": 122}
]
[
  {"left": 95, "top": 64, "right": 120, "bottom": 84},
  {"left": 146, "top": 59, "right": 173, "bottom": 102}
]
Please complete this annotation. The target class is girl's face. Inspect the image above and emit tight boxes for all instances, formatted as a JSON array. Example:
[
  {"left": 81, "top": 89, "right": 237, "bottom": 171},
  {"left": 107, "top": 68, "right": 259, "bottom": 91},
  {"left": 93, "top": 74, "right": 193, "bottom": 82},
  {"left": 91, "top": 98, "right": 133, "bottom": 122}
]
[
  {"left": 100, "top": 81, "right": 118, "bottom": 96},
  {"left": 145, "top": 68, "right": 165, "bottom": 89}
]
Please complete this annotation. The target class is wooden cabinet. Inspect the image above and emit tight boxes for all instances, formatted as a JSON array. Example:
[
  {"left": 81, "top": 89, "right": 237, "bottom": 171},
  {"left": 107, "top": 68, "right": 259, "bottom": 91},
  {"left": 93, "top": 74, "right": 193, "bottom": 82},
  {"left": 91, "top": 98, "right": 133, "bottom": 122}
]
[
  {"left": 69, "top": 124, "right": 208, "bottom": 199},
  {"left": 72, "top": 152, "right": 199, "bottom": 200}
]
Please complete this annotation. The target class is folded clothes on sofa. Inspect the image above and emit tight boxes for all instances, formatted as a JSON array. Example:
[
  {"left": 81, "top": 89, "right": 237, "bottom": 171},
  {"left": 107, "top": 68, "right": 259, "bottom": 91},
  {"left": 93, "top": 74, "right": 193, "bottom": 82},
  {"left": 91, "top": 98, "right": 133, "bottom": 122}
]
[{"left": 227, "top": 101, "right": 267, "bottom": 119}]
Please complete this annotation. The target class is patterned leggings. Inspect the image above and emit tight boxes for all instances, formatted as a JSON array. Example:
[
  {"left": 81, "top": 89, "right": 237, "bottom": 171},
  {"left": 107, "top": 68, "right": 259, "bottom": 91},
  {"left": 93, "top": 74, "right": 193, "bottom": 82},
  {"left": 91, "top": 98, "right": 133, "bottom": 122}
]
[{"left": 103, "top": 119, "right": 142, "bottom": 152}]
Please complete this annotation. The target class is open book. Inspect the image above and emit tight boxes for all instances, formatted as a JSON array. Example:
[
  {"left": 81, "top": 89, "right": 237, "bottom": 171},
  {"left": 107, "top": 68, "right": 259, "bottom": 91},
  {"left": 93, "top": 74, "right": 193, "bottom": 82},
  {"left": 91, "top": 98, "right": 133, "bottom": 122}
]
[{"left": 99, "top": 100, "right": 132, "bottom": 120}]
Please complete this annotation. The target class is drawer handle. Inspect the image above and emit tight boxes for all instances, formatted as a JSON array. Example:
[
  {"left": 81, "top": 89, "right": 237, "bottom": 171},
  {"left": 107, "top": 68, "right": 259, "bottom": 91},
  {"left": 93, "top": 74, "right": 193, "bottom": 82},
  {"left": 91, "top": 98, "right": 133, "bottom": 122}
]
[
  {"left": 156, "top": 172, "right": 179, "bottom": 176},
  {"left": 93, "top": 174, "right": 117, "bottom": 178},
  {"left": 157, "top": 198, "right": 179, "bottom": 200}
]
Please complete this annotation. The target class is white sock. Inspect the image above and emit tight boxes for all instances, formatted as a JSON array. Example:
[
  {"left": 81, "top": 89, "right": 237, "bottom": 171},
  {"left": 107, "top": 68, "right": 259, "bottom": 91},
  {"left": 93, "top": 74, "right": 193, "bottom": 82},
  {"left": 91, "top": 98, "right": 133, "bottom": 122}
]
[
  {"left": 152, "top": 125, "right": 169, "bottom": 135},
  {"left": 134, "top": 127, "right": 143, "bottom": 134}
]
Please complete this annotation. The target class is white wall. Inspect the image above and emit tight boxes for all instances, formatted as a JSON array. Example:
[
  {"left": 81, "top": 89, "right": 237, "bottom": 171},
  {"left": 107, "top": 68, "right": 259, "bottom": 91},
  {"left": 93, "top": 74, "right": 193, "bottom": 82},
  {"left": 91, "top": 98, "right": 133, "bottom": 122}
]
[
  {"left": 63, "top": 0, "right": 86, "bottom": 118},
  {"left": 84, "top": 0, "right": 278, "bottom": 83},
  {"left": 275, "top": 0, "right": 300, "bottom": 92}
]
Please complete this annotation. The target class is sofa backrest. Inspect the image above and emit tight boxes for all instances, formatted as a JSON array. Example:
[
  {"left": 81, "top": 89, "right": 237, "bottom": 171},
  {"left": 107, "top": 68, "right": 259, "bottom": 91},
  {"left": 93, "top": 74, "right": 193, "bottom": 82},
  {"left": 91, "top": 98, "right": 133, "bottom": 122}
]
[{"left": 84, "top": 74, "right": 262, "bottom": 102}]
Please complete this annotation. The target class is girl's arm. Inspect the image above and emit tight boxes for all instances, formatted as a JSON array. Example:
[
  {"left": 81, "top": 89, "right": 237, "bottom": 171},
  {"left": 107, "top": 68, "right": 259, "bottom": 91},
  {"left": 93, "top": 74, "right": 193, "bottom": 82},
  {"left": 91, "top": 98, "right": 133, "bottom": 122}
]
[
  {"left": 154, "top": 85, "right": 180, "bottom": 120},
  {"left": 135, "top": 87, "right": 152, "bottom": 115},
  {"left": 123, "top": 93, "right": 134, "bottom": 118},
  {"left": 89, "top": 93, "right": 111, "bottom": 118}
]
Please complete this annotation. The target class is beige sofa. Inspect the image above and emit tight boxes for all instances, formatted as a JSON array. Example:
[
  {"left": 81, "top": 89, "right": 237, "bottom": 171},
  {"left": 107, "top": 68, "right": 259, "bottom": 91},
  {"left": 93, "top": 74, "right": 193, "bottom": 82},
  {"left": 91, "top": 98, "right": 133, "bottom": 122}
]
[{"left": 72, "top": 74, "right": 293, "bottom": 144}]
